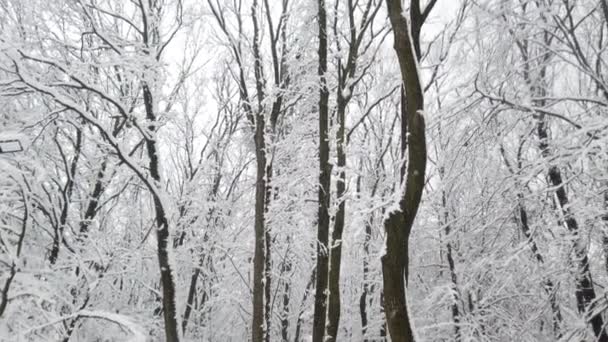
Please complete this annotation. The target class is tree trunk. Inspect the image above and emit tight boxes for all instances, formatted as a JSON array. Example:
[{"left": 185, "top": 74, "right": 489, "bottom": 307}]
[
  {"left": 515, "top": 195, "right": 563, "bottom": 337},
  {"left": 79, "top": 158, "right": 107, "bottom": 235},
  {"left": 359, "top": 217, "right": 371, "bottom": 341},
  {"left": 250, "top": 0, "right": 269, "bottom": 340},
  {"left": 295, "top": 267, "right": 316, "bottom": 342},
  {"left": 264, "top": 165, "right": 274, "bottom": 342},
  {"left": 313, "top": 0, "right": 331, "bottom": 341},
  {"left": 50, "top": 128, "right": 82, "bottom": 265},
  {"left": 182, "top": 267, "right": 201, "bottom": 335},
  {"left": 382, "top": 1, "right": 428, "bottom": 341},
  {"left": 603, "top": 191, "right": 608, "bottom": 276},
  {"left": 382, "top": 211, "right": 415, "bottom": 342},
  {"left": 142, "top": 83, "right": 181, "bottom": 342},
  {"left": 280, "top": 258, "right": 291, "bottom": 341},
  {"left": 326, "top": 85, "right": 347, "bottom": 342},
  {"left": 536, "top": 115, "right": 607, "bottom": 341},
  {"left": 440, "top": 186, "right": 461, "bottom": 342},
  {"left": 252, "top": 110, "right": 268, "bottom": 342}
]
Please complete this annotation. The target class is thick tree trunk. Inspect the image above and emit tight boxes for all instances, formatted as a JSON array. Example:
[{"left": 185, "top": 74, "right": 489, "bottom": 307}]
[
  {"left": 313, "top": 0, "right": 331, "bottom": 341},
  {"left": 382, "top": 1, "right": 427, "bottom": 341},
  {"left": 382, "top": 212, "right": 415, "bottom": 342}
]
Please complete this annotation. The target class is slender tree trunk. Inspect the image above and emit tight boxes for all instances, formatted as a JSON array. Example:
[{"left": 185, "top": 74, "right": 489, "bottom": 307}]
[
  {"left": 80, "top": 115, "right": 126, "bottom": 237},
  {"left": 379, "top": 291, "right": 387, "bottom": 339},
  {"left": 142, "top": 83, "right": 181, "bottom": 342},
  {"left": 358, "top": 171, "right": 371, "bottom": 342},
  {"left": 252, "top": 110, "right": 268, "bottom": 342},
  {"left": 327, "top": 0, "right": 379, "bottom": 336},
  {"left": 603, "top": 191, "right": 608, "bottom": 276},
  {"left": 264, "top": 165, "right": 274, "bottom": 342},
  {"left": 359, "top": 218, "right": 371, "bottom": 342},
  {"left": 326, "top": 88, "right": 347, "bottom": 342},
  {"left": 182, "top": 267, "right": 201, "bottom": 335},
  {"left": 536, "top": 115, "right": 607, "bottom": 341},
  {"left": 296, "top": 267, "right": 316, "bottom": 342},
  {"left": 313, "top": 0, "right": 331, "bottom": 340},
  {"left": 0, "top": 189, "right": 28, "bottom": 318},
  {"left": 79, "top": 158, "right": 107, "bottom": 235},
  {"left": 437, "top": 117, "right": 461, "bottom": 341},
  {"left": 514, "top": 194, "right": 563, "bottom": 337},
  {"left": 50, "top": 128, "right": 82, "bottom": 265},
  {"left": 280, "top": 258, "right": 291, "bottom": 342},
  {"left": 439, "top": 185, "right": 461, "bottom": 342}
]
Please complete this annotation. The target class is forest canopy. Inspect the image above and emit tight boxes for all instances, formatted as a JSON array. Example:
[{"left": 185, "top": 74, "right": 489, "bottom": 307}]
[{"left": 1, "top": 0, "right": 607, "bottom": 341}]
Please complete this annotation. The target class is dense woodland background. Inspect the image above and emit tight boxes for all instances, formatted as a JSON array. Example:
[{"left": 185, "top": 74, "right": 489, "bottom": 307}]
[{"left": 1, "top": 0, "right": 608, "bottom": 341}]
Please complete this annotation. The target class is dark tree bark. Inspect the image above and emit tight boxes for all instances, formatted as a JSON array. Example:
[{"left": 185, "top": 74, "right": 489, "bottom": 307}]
[
  {"left": 536, "top": 114, "right": 607, "bottom": 341},
  {"left": 280, "top": 256, "right": 291, "bottom": 342},
  {"left": 603, "top": 191, "right": 608, "bottom": 276},
  {"left": 438, "top": 170, "right": 461, "bottom": 342},
  {"left": 251, "top": 61, "right": 268, "bottom": 342},
  {"left": 79, "top": 158, "right": 107, "bottom": 235},
  {"left": 137, "top": 3, "right": 182, "bottom": 338},
  {"left": 248, "top": 1, "right": 270, "bottom": 340},
  {"left": 208, "top": 1, "right": 291, "bottom": 339},
  {"left": 49, "top": 127, "right": 82, "bottom": 265},
  {"left": 519, "top": 18, "right": 606, "bottom": 335},
  {"left": 382, "top": 1, "right": 432, "bottom": 341},
  {"left": 312, "top": 1, "right": 331, "bottom": 341},
  {"left": 296, "top": 267, "right": 316, "bottom": 342},
  {"left": 326, "top": 2, "right": 380, "bottom": 339},
  {"left": 357, "top": 170, "right": 382, "bottom": 342},
  {"left": 9, "top": 2, "right": 184, "bottom": 340},
  {"left": 0, "top": 188, "right": 28, "bottom": 318},
  {"left": 359, "top": 218, "right": 372, "bottom": 342},
  {"left": 499, "top": 145, "right": 563, "bottom": 338},
  {"left": 518, "top": 198, "right": 563, "bottom": 337},
  {"left": 80, "top": 116, "right": 127, "bottom": 237},
  {"left": 142, "top": 81, "right": 181, "bottom": 342}
]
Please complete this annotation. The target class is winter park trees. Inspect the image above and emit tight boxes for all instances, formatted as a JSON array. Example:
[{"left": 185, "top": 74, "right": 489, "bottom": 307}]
[{"left": 0, "top": 0, "right": 608, "bottom": 341}]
